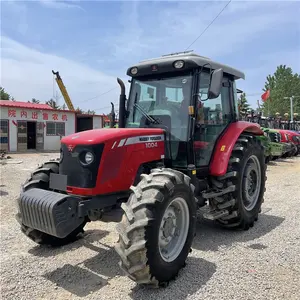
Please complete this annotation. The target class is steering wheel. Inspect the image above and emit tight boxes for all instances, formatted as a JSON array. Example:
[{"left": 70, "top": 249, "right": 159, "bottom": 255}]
[{"left": 154, "top": 101, "right": 181, "bottom": 119}]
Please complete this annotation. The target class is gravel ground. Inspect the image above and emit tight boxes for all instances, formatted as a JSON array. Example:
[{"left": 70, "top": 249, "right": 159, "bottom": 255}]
[{"left": 1, "top": 153, "right": 300, "bottom": 300}]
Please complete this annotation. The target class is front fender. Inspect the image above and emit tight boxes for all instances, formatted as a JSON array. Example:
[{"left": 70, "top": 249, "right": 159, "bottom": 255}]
[{"left": 209, "top": 121, "right": 264, "bottom": 176}]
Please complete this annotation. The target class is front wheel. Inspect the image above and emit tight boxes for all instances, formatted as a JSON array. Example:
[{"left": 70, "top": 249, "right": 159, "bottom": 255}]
[{"left": 114, "top": 168, "right": 196, "bottom": 287}]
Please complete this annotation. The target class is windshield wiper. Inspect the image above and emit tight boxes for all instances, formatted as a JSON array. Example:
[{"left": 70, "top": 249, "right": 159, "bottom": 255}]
[
  {"left": 134, "top": 103, "right": 160, "bottom": 124},
  {"left": 132, "top": 94, "right": 160, "bottom": 124}
]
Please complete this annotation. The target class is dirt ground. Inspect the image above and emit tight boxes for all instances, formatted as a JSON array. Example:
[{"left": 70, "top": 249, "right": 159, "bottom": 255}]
[{"left": 1, "top": 153, "right": 300, "bottom": 300}]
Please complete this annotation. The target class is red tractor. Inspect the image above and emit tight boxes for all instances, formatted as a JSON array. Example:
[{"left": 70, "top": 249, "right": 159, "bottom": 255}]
[{"left": 16, "top": 51, "right": 267, "bottom": 287}]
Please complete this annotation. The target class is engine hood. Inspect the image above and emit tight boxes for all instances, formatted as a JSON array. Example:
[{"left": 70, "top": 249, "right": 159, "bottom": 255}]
[{"left": 61, "top": 128, "right": 165, "bottom": 145}]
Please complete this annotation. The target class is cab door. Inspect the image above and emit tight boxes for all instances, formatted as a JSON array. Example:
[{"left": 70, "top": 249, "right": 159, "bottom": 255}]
[{"left": 193, "top": 76, "right": 232, "bottom": 167}]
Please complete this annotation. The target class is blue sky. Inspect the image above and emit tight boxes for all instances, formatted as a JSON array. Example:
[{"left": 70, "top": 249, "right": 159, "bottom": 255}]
[{"left": 1, "top": 0, "right": 300, "bottom": 114}]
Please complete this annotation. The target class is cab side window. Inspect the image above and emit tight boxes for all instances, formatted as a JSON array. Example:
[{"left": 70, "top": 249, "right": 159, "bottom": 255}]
[{"left": 194, "top": 77, "right": 232, "bottom": 167}]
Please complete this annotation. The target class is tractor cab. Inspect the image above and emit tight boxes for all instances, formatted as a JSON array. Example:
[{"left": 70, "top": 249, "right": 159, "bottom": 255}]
[{"left": 117, "top": 51, "right": 244, "bottom": 170}]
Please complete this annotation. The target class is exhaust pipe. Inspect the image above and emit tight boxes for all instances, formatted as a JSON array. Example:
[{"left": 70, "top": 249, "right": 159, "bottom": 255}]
[{"left": 117, "top": 78, "right": 126, "bottom": 128}]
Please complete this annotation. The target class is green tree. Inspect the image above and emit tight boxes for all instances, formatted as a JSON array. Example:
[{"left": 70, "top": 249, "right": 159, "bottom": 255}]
[
  {"left": 28, "top": 98, "right": 40, "bottom": 104},
  {"left": 238, "top": 92, "right": 250, "bottom": 119},
  {"left": 46, "top": 98, "right": 60, "bottom": 109},
  {"left": 86, "top": 109, "right": 96, "bottom": 115},
  {"left": 1, "top": 87, "right": 13, "bottom": 100},
  {"left": 75, "top": 107, "right": 84, "bottom": 114},
  {"left": 262, "top": 65, "right": 300, "bottom": 117}
]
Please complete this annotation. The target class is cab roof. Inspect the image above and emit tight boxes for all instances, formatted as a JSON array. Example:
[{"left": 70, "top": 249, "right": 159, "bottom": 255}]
[{"left": 127, "top": 51, "right": 245, "bottom": 80}]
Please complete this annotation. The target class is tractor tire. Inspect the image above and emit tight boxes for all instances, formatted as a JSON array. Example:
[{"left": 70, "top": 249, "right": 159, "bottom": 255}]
[
  {"left": 291, "top": 146, "right": 298, "bottom": 156},
  {"left": 265, "top": 155, "right": 271, "bottom": 164},
  {"left": 17, "top": 160, "right": 87, "bottom": 246},
  {"left": 114, "top": 168, "right": 197, "bottom": 287},
  {"left": 211, "top": 134, "right": 266, "bottom": 230}
]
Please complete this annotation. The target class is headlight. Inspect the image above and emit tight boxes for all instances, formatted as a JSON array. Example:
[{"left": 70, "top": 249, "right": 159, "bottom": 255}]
[
  {"left": 174, "top": 60, "right": 184, "bottom": 69},
  {"left": 130, "top": 67, "right": 138, "bottom": 75},
  {"left": 85, "top": 152, "right": 94, "bottom": 164}
]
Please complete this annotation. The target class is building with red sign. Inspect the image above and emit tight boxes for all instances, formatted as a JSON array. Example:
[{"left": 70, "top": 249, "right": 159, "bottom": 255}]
[{"left": 0, "top": 100, "right": 104, "bottom": 152}]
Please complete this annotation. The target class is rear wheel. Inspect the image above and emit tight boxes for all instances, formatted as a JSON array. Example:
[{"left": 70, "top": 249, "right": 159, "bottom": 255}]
[
  {"left": 17, "top": 160, "right": 87, "bottom": 246},
  {"left": 210, "top": 134, "right": 266, "bottom": 230},
  {"left": 115, "top": 168, "right": 196, "bottom": 287}
]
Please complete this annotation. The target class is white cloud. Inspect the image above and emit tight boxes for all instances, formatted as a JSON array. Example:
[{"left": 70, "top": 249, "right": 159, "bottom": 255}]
[
  {"left": 1, "top": 37, "right": 129, "bottom": 114},
  {"left": 104, "top": 0, "right": 300, "bottom": 108},
  {"left": 1, "top": 0, "right": 299, "bottom": 114},
  {"left": 38, "top": 0, "right": 85, "bottom": 11},
  {"left": 102, "top": 1, "right": 299, "bottom": 65}
]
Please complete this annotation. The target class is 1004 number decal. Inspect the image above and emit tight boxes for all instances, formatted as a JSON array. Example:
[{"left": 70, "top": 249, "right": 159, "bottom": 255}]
[{"left": 145, "top": 142, "right": 158, "bottom": 148}]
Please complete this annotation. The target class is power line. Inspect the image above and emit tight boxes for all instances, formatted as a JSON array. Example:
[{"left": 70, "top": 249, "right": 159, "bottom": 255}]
[
  {"left": 79, "top": 1, "right": 233, "bottom": 112},
  {"left": 77, "top": 86, "right": 119, "bottom": 105},
  {"left": 185, "top": 0, "right": 232, "bottom": 51},
  {"left": 93, "top": 102, "right": 119, "bottom": 112}
]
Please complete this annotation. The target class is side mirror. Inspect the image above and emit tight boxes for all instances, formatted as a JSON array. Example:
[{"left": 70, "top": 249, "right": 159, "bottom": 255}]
[{"left": 208, "top": 68, "right": 223, "bottom": 99}]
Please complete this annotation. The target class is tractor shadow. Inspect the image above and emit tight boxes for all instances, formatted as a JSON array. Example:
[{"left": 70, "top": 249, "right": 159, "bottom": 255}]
[
  {"left": 34, "top": 228, "right": 216, "bottom": 298},
  {"left": 0, "top": 189, "right": 8, "bottom": 196},
  {"left": 192, "top": 211, "right": 285, "bottom": 252},
  {"left": 275, "top": 158, "right": 295, "bottom": 163},
  {"left": 0, "top": 184, "right": 8, "bottom": 196},
  {"left": 43, "top": 245, "right": 121, "bottom": 297},
  {"left": 44, "top": 263, "right": 108, "bottom": 297},
  {"left": 28, "top": 229, "right": 110, "bottom": 258},
  {"left": 129, "top": 257, "right": 216, "bottom": 300},
  {"left": 36, "top": 228, "right": 122, "bottom": 297},
  {"left": 27, "top": 210, "right": 284, "bottom": 298}
]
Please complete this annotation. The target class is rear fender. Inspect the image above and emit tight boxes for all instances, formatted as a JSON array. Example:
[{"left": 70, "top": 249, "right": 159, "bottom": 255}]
[{"left": 210, "top": 121, "right": 264, "bottom": 176}]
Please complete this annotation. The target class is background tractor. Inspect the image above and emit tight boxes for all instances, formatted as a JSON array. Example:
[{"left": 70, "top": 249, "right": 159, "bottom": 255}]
[
  {"left": 16, "top": 51, "right": 267, "bottom": 287},
  {"left": 261, "top": 128, "right": 285, "bottom": 161},
  {"left": 244, "top": 112, "right": 272, "bottom": 163},
  {"left": 276, "top": 129, "right": 298, "bottom": 157}
]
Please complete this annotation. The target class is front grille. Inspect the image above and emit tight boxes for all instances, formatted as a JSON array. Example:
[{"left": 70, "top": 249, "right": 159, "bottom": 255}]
[{"left": 59, "top": 143, "right": 104, "bottom": 188}]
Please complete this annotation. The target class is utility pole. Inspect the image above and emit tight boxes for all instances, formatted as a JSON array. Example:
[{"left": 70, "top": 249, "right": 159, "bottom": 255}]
[
  {"left": 283, "top": 96, "right": 300, "bottom": 122},
  {"left": 290, "top": 96, "right": 294, "bottom": 122}
]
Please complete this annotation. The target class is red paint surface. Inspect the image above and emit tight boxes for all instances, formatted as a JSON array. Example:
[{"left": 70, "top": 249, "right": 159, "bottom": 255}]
[
  {"left": 61, "top": 128, "right": 164, "bottom": 145},
  {"left": 0, "top": 100, "right": 53, "bottom": 110},
  {"left": 277, "top": 129, "right": 300, "bottom": 144},
  {"left": 278, "top": 130, "right": 289, "bottom": 143},
  {"left": 0, "top": 101, "right": 104, "bottom": 118},
  {"left": 63, "top": 128, "right": 165, "bottom": 195},
  {"left": 210, "top": 121, "right": 264, "bottom": 176},
  {"left": 194, "top": 141, "right": 209, "bottom": 149}
]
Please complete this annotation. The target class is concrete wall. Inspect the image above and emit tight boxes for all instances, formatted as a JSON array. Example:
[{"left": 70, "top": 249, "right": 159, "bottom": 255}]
[
  {"left": 0, "top": 106, "right": 75, "bottom": 151},
  {"left": 92, "top": 115, "right": 103, "bottom": 129}
]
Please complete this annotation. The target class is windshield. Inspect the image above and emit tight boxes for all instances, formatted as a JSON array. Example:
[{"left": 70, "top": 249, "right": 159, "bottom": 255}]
[{"left": 125, "top": 74, "right": 193, "bottom": 142}]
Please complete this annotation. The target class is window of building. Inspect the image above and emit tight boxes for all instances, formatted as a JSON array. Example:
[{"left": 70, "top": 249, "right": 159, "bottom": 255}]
[
  {"left": 46, "top": 122, "right": 65, "bottom": 136},
  {"left": 0, "top": 120, "right": 8, "bottom": 134},
  {"left": 0, "top": 120, "right": 9, "bottom": 147}
]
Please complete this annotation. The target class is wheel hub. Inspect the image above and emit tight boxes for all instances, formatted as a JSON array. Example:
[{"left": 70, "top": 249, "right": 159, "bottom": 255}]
[
  {"left": 158, "top": 197, "right": 190, "bottom": 262},
  {"left": 242, "top": 155, "right": 262, "bottom": 211},
  {"left": 246, "top": 169, "right": 257, "bottom": 196},
  {"left": 162, "top": 212, "right": 176, "bottom": 238}
]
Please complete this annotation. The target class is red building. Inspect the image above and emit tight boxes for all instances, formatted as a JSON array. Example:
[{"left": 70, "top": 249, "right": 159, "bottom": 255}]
[{"left": 0, "top": 100, "right": 104, "bottom": 152}]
